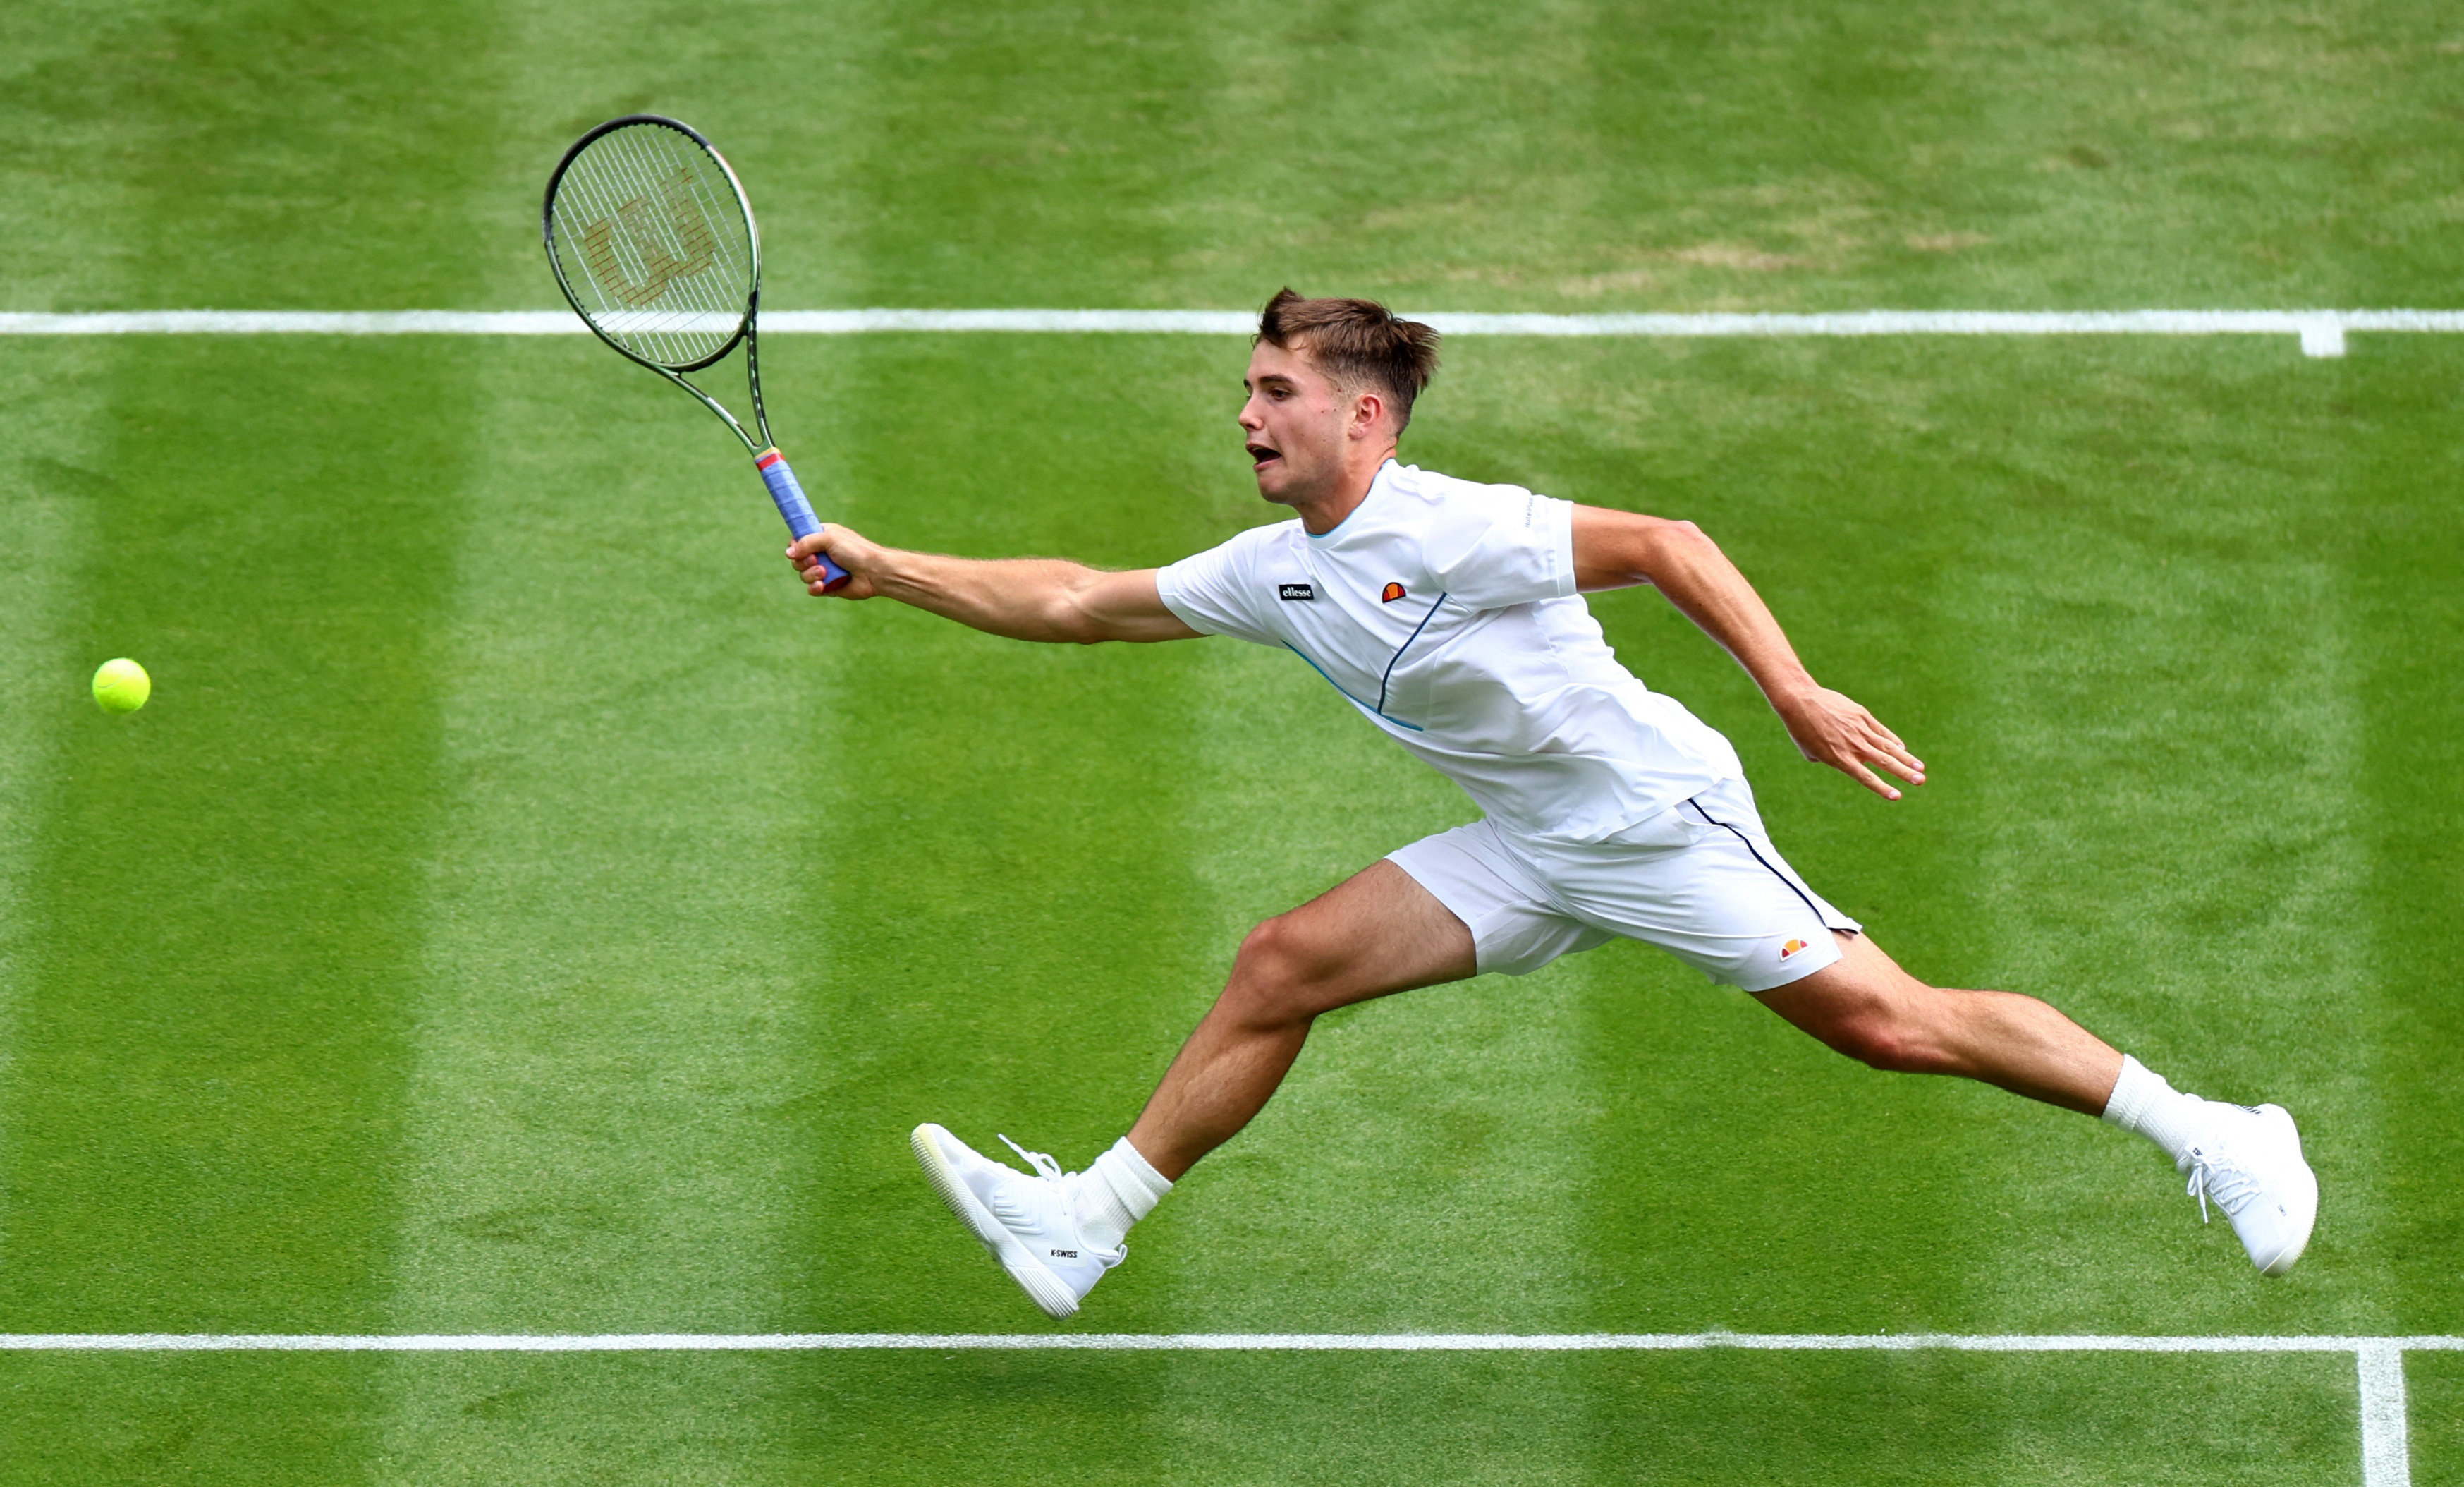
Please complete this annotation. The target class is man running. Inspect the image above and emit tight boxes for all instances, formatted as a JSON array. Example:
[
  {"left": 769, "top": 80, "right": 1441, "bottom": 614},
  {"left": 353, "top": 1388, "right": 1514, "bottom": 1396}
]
[{"left": 788, "top": 290, "right": 2318, "bottom": 1320}]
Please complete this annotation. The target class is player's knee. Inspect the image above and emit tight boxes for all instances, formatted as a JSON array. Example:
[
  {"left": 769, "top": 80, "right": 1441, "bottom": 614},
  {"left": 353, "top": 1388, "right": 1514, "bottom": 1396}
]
[
  {"left": 1836, "top": 1024, "right": 1927, "bottom": 1073},
  {"left": 1226, "top": 916, "right": 1338, "bottom": 1019},
  {"left": 1819, "top": 999, "right": 1949, "bottom": 1074}
]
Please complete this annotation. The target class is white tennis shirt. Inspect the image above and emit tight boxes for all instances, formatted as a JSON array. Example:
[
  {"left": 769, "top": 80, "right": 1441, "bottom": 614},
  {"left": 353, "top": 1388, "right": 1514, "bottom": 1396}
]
[{"left": 1156, "top": 459, "right": 1742, "bottom": 844}]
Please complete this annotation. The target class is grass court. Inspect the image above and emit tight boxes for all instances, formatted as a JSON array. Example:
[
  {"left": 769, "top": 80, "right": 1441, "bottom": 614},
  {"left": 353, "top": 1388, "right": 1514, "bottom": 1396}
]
[{"left": 1, "top": 0, "right": 2460, "bottom": 1480}]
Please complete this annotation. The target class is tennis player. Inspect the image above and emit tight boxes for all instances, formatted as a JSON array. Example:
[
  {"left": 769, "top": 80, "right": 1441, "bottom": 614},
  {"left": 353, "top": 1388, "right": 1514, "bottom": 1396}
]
[{"left": 789, "top": 290, "right": 2319, "bottom": 1319}]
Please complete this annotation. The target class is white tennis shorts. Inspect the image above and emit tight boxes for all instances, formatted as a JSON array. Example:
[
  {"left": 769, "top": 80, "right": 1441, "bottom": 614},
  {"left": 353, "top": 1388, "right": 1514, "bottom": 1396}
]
[{"left": 1388, "top": 775, "right": 1860, "bottom": 993}]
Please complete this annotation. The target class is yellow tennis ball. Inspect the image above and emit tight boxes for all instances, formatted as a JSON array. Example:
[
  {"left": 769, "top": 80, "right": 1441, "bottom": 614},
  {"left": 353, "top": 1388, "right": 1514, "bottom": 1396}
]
[{"left": 92, "top": 657, "right": 150, "bottom": 715}]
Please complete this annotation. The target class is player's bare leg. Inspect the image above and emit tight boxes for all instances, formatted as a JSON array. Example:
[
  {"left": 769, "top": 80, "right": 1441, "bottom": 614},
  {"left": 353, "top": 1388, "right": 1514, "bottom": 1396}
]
[
  {"left": 1128, "top": 860, "right": 1476, "bottom": 1180},
  {"left": 910, "top": 859, "right": 1471, "bottom": 1317},
  {"left": 1758, "top": 930, "right": 2317, "bottom": 1272},
  {"left": 1755, "top": 931, "right": 2122, "bottom": 1113}
]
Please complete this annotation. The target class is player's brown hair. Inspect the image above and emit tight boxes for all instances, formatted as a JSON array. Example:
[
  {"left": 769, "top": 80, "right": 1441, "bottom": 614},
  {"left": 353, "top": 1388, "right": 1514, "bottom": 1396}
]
[{"left": 1255, "top": 289, "right": 1441, "bottom": 432}]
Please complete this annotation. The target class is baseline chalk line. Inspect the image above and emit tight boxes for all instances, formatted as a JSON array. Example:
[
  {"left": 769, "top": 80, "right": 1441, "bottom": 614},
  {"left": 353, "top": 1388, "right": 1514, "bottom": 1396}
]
[
  {"left": 1, "top": 1330, "right": 2456, "bottom": 1352},
  {"left": 5, "top": 308, "right": 2464, "bottom": 357},
  {"left": 4, "top": 1330, "right": 2435, "bottom": 1483}
]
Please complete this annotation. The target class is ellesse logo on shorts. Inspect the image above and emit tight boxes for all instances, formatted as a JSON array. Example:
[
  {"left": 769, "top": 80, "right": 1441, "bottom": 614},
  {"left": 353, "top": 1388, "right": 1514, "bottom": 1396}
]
[
  {"left": 1779, "top": 938, "right": 1808, "bottom": 959},
  {"left": 1279, "top": 583, "right": 1315, "bottom": 601}
]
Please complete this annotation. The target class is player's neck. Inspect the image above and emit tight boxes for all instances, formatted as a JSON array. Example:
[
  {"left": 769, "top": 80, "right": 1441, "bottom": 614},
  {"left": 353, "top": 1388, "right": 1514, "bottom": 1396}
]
[{"left": 1291, "top": 447, "right": 1398, "bottom": 535}]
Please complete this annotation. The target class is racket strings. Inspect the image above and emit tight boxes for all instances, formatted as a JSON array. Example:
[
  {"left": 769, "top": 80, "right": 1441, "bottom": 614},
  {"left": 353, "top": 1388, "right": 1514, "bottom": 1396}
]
[
  {"left": 551, "top": 121, "right": 753, "bottom": 368},
  {"left": 564, "top": 145, "right": 738, "bottom": 359},
  {"left": 567, "top": 137, "right": 738, "bottom": 353}
]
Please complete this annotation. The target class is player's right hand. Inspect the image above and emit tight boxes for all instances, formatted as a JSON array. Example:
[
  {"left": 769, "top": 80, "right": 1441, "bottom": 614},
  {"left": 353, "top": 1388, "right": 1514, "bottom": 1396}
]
[
  {"left": 788, "top": 527, "right": 879, "bottom": 599},
  {"left": 1779, "top": 686, "right": 1926, "bottom": 801}
]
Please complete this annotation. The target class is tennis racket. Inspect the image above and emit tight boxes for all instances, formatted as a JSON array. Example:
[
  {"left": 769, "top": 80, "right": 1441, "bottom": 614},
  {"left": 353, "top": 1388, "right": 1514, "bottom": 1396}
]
[{"left": 543, "top": 114, "right": 848, "bottom": 587}]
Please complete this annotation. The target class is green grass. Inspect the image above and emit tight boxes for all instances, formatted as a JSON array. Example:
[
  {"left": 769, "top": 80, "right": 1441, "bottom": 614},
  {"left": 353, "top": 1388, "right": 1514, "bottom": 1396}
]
[{"left": 2, "top": 0, "right": 2460, "bottom": 1481}]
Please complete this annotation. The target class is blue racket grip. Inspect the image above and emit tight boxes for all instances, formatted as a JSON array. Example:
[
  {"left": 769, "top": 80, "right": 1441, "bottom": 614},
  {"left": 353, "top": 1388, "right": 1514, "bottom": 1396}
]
[{"left": 756, "top": 447, "right": 848, "bottom": 588}]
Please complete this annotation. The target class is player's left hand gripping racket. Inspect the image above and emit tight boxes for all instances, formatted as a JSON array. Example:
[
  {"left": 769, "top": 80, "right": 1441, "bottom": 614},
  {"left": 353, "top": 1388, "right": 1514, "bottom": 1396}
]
[{"left": 544, "top": 114, "right": 847, "bottom": 587}]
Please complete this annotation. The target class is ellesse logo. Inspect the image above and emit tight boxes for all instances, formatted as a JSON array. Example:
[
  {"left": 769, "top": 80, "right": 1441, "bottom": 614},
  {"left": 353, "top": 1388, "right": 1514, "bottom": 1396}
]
[
  {"left": 1381, "top": 582, "right": 1407, "bottom": 602},
  {"left": 1279, "top": 583, "right": 1315, "bottom": 601},
  {"left": 1779, "top": 938, "right": 1808, "bottom": 959}
]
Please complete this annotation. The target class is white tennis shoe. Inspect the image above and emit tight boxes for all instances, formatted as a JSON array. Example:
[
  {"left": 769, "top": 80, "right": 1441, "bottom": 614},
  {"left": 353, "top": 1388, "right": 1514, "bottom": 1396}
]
[
  {"left": 2180, "top": 1103, "right": 2318, "bottom": 1275},
  {"left": 910, "top": 1123, "right": 1123, "bottom": 1319}
]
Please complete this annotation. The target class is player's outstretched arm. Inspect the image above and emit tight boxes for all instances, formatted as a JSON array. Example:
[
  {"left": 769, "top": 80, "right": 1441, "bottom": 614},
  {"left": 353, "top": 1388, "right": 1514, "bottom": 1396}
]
[
  {"left": 1570, "top": 505, "right": 1925, "bottom": 800},
  {"left": 788, "top": 526, "right": 1200, "bottom": 644}
]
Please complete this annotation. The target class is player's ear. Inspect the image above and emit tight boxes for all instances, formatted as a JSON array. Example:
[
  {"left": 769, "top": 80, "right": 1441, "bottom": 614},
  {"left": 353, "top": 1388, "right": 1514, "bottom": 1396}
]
[{"left": 1350, "top": 389, "right": 1386, "bottom": 438}]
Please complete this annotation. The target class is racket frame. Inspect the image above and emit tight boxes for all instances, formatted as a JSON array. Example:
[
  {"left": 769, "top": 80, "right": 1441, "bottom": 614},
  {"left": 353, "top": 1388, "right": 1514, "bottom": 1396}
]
[
  {"left": 543, "top": 114, "right": 773, "bottom": 453},
  {"left": 544, "top": 114, "right": 841, "bottom": 581}
]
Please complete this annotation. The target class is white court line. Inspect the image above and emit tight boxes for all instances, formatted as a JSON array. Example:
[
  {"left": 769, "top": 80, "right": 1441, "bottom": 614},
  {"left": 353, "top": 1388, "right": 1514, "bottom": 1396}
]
[
  {"left": 1, "top": 1332, "right": 2440, "bottom": 1483},
  {"left": 1, "top": 1330, "right": 2456, "bottom": 1351},
  {"left": 2360, "top": 1341, "right": 2415, "bottom": 1487},
  {"left": 5, "top": 308, "right": 2464, "bottom": 356}
]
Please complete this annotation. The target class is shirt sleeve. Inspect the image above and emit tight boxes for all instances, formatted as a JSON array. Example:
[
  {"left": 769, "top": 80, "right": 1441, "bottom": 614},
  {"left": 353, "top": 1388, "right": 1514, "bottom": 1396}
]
[
  {"left": 1420, "top": 483, "right": 1577, "bottom": 611},
  {"left": 1155, "top": 526, "right": 1283, "bottom": 647}
]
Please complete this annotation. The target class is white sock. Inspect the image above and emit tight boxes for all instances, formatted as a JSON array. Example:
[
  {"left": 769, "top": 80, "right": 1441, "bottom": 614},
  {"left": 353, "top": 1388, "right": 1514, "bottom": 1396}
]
[
  {"left": 2101, "top": 1055, "right": 2208, "bottom": 1163},
  {"left": 1072, "top": 1137, "right": 1173, "bottom": 1250}
]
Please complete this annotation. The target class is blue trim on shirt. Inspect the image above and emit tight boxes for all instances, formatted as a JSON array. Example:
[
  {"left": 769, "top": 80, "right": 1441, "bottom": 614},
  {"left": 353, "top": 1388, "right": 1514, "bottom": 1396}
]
[
  {"left": 1374, "top": 591, "right": 1448, "bottom": 716},
  {"left": 1281, "top": 641, "right": 1426, "bottom": 732}
]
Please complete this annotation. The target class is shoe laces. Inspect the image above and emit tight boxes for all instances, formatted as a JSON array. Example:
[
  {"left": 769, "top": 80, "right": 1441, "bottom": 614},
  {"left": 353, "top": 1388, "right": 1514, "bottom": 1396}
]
[
  {"left": 999, "top": 1134, "right": 1064, "bottom": 1184},
  {"left": 2181, "top": 1110, "right": 2264, "bottom": 1225}
]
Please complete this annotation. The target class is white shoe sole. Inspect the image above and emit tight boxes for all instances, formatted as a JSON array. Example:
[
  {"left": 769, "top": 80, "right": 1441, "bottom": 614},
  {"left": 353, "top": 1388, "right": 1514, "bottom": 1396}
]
[
  {"left": 2250, "top": 1105, "right": 2318, "bottom": 1277},
  {"left": 911, "top": 1123, "right": 1080, "bottom": 1320}
]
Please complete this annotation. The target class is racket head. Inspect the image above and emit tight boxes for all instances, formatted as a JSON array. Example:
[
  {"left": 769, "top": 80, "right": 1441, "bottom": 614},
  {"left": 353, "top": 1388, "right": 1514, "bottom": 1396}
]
[{"left": 544, "top": 115, "right": 760, "bottom": 372}]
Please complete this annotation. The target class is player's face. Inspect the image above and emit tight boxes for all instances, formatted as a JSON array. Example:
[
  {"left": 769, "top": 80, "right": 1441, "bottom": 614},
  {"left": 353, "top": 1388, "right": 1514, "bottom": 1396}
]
[{"left": 1238, "top": 341, "right": 1355, "bottom": 506}]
